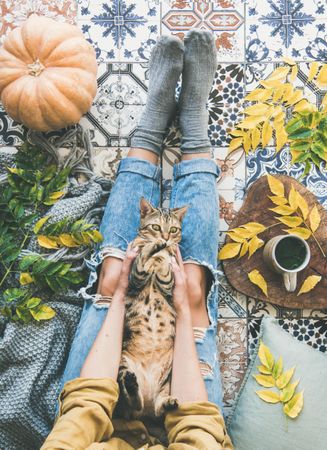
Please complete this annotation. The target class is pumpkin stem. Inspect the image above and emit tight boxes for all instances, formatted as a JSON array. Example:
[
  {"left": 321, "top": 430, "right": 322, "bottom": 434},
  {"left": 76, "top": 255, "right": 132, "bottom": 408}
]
[{"left": 27, "top": 59, "right": 45, "bottom": 76}]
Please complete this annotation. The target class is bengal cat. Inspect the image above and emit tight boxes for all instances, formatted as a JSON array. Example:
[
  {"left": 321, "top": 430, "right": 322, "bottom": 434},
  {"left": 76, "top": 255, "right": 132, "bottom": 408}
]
[{"left": 116, "top": 197, "right": 188, "bottom": 420}]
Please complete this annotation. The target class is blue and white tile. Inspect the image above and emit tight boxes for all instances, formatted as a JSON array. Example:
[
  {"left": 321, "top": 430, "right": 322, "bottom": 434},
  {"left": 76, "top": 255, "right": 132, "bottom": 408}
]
[
  {"left": 90, "top": 146, "right": 129, "bottom": 179},
  {"left": 78, "top": 0, "right": 160, "bottom": 62},
  {"left": 246, "top": 146, "right": 290, "bottom": 188},
  {"left": 278, "top": 318, "right": 327, "bottom": 353},
  {"left": 80, "top": 63, "right": 148, "bottom": 147},
  {"left": 218, "top": 273, "right": 248, "bottom": 319},
  {"left": 245, "top": 0, "right": 327, "bottom": 62}
]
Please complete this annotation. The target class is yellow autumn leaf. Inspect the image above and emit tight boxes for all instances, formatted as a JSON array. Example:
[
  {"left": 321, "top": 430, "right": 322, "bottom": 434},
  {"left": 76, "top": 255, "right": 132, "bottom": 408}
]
[
  {"left": 33, "top": 216, "right": 50, "bottom": 234},
  {"left": 227, "top": 231, "right": 245, "bottom": 243},
  {"left": 286, "top": 90, "right": 303, "bottom": 106},
  {"left": 280, "top": 380, "right": 299, "bottom": 403},
  {"left": 30, "top": 304, "right": 56, "bottom": 321},
  {"left": 256, "top": 390, "right": 280, "bottom": 404},
  {"left": 58, "top": 234, "right": 79, "bottom": 248},
  {"left": 258, "top": 341, "right": 274, "bottom": 370},
  {"left": 230, "top": 129, "right": 246, "bottom": 137},
  {"left": 283, "top": 56, "right": 296, "bottom": 66},
  {"left": 248, "top": 236, "right": 264, "bottom": 257},
  {"left": 242, "top": 222, "right": 266, "bottom": 234},
  {"left": 88, "top": 229, "right": 103, "bottom": 243},
  {"left": 229, "top": 137, "right": 243, "bottom": 152},
  {"left": 262, "top": 121, "right": 273, "bottom": 147},
  {"left": 309, "top": 205, "right": 320, "bottom": 233},
  {"left": 275, "top": 122, "right": 288, "bottom": 152},
  {"left": 317, "top": 64, "right": 327, "bottom": 87},
  {"left": 293, "top": 99, "right": 316, "bottom": 113},
  {"left": 229, "top": 227, "right": 254, "bottom": 239},
  {"left": 270, "top": 205, "right": 295, "bottom": 215},
  {"left": 276, "top": 216, "right": 303, "bottom": 227},
  {"left": 238, "top": 116, "right": 264, "bottom": 129},
  {"left": 267, "top": 174, "right": 284, "bottom": 197},
  {"left": 19, "top": 272, "right": 34, "bottom": 285},
  {"left": 272, "top": 356, "right": 283, "bottom": 379},
  {"left": 243, "top": 130, "right": 252, "bottom": 153},
  {"left": 248, "top": 269, "right": 268, "bottom": 297},
  {"left": 273, "top": 87, "right": 286, "bottom": 103},
  {"left": 276, "top": 367, "right": 295, "bottom": 389},
  {"left": 244, "top": 103, "right": 271, "bottom": 115},
  {"left": 253, "top": 374, "right": 276, "bottom": 388},
  {"left": 251, "top": 127, "right": 261, "bottom": 150},
  {"left": 289, "top": 64, "right": 298, "bottom": 82},
  {"left": 218, "top": 243, "right": 241, "bottom": 260},
  {"left": 288, "top": 186, "right": 298, "bottom": 210},
  {"left": 322, "top": 93, "right": 327, "bottom": 108},
  {"left": 257, "top": 365, "right": 272, "bottom": 375},
  {"left": 308, "top": 61, "right": 320, "bottom": 82},
  {"left": 283, "top": 391, "right": 304, "bottom": 419},
  {"left": 290, "top": 149, "right": 301, "bottom": 164},
  {"left": 297, "top": 275, "right": 322, "bottom": 296},
  {"left": 245, "top": 88, "right": 273, "bottom": 102},
  {"left": 48, "top": 191, "right": 65, "bottom": 200},
  {"left": 37, "top": 235, "right": 59, "bottom": 249},
  {"left": 285, "top": 227, "right": 311, "bottom": 240},
  {"left": 269, "top": 195, "right": 287, "bottom": 206},
  {"left": 239, "top": 241, "right": 249, "bottom": 257},
  {"left": 266, "top": 66, "right": 290, "bottom": 81}
]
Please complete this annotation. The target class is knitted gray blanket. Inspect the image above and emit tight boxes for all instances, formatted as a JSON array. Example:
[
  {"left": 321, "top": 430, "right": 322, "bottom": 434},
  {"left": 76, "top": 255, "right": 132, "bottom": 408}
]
[{"left": 0, "top": 126, "right": 111, "bottom": 450}]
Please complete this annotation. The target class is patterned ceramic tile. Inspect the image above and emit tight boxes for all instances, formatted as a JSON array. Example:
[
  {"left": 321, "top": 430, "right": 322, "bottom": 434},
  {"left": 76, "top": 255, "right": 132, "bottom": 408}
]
[
  {"left": 220, "top": 361, "right": 247, "bottom": 412},
  {"left": 246, "top": 0, "right": 327, "bottom": 62},
  {"left": 78, "top": 0, "right": 160, "bottom": 62},
  {"left": 248, "top": 317, "right": 327, "bottom": 362},
  {"left": 0, "top": 0, "right": 77, "bottom": 43},
  {"left": 90, "top": 146, "right": 129, "bottom": 179},
  {"left": 161, "top": 0, "right": 245, "bottom": 62},
  {"left": 218, "top": 274, "right": 248, "bottom": 318},
  {"left": 214, "top": 147, "right": 246, "bottom": 190},
  {"left": 0, "top": 104, "right": 26, "bottom": 146},
  {"left": 218, "top": 319, "right": 248, "bottom": 363},
  {"left": 247, "top": 297, "right": 304, "bottom": 319},
  {"left": 80, "top": 63, "right": 148, "bottom": 147},
  {"left": 289, "top": 161, "right": 327, "bottom": 208},
  {"left": 246, "top": 146, "right": 290, "bottom": 188},
  {"left": 219, "top": 189, "right": 244, "bottom": 231}
]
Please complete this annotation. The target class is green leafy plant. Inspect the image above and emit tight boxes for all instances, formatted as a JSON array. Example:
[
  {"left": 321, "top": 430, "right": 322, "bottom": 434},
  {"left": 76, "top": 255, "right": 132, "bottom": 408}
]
[
  {"left": 254, "top": 341, "right": 304, "bottom": 420},
  {"left": 228, "top": 61, "right": 327, "bottom": 174},
  {"left": 0, "top": 141, "right": 103, "bottom": 323}
]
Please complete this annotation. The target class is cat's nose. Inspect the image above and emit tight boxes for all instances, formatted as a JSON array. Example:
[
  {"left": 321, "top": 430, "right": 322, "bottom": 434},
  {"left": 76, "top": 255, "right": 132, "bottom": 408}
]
[{"left": 163, "top": 233, "right": 169, "bottom": 240}]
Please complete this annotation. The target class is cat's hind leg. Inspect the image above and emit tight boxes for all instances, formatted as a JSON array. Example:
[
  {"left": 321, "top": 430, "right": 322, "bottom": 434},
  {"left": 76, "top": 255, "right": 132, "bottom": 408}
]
[{"left": 118, "top": 367, "right": 144, "bottom": 412}]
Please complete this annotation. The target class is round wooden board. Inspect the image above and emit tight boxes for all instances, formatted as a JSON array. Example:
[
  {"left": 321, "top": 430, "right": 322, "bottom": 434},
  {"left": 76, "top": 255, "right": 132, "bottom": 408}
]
[{"left": 222, "top": 175, "right": 327, "bottom": 309}]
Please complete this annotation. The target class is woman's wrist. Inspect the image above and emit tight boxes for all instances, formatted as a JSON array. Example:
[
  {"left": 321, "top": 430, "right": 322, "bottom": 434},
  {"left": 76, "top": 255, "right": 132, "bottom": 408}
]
[{"left": 175, "top": 303, "right": 192, "bottom": 321}]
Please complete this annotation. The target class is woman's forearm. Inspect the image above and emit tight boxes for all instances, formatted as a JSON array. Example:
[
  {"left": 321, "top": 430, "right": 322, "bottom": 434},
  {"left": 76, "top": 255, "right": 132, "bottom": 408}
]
[
  {"left": 80, "top": 290, "right": 125, "bottom": 380},
  {"left": 171, "top": 305, "right": 208, "bottom": 403}
]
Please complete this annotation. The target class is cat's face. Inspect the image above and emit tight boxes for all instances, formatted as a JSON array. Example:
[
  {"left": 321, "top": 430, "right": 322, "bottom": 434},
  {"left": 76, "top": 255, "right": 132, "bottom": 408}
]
[{"left": 138, "top": 197, "right": 188, "bottom": 248}]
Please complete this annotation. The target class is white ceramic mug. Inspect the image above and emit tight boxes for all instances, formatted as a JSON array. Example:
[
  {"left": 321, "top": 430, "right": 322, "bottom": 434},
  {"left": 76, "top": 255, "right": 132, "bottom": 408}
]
[{"left": 263, "top": 234, "right": 311, "bottom": 292}]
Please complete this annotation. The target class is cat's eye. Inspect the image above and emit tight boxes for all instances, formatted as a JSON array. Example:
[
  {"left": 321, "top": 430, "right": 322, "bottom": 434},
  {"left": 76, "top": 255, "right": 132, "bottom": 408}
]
[
  {"left": 170, "top": 227, "right": 178, "bottom": 233},
  {"left": 152, "top": 224, "right": 161, "bottom": 231}
]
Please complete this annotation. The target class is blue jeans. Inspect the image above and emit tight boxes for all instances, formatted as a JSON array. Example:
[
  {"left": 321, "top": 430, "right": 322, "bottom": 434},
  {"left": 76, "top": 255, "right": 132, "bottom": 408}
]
[{"left": 59, "top": 156, "right": 223, "bottom": 412}]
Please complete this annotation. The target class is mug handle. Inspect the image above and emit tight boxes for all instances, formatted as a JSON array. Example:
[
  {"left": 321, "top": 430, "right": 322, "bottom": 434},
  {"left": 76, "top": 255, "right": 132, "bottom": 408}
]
[{"left": 283, "top": 272, "right": 297, "bottom": 292}]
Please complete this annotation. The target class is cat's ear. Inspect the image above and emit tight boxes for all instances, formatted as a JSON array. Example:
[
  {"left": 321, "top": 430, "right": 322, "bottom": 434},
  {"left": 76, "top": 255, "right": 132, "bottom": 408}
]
[
  {"left": 171, "top": 205, "right": 188, "bottom": 222},
  {"left": 140, "top": 197, "right": 155, "bottom": 218}
]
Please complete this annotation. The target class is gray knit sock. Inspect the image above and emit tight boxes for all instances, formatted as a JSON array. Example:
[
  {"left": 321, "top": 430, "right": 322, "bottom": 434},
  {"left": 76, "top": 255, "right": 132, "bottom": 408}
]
[
  {"left": 131, "top": 35, "right": 184, "bottom": 156},
  {"left": 178, "top": 30, "right": 217, "bottom": 154}
]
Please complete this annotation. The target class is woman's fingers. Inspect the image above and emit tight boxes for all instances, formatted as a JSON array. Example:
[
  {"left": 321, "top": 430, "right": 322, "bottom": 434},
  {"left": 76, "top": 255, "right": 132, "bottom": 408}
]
[
  {"left": 175, "top": 245, "right": 186, "bottom": 276},
  {"left": 117, "top": 243, "right": 139, "bottom": 291}
]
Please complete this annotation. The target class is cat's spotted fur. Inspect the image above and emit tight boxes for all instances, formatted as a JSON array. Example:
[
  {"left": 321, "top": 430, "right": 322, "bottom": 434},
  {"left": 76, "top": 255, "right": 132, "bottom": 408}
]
[{"left": 116, "top": 197, "right": 188, "bottom": 420}]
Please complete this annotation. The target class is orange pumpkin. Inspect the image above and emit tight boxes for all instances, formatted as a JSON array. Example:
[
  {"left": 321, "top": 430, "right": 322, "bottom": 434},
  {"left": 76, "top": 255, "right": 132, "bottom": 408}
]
[{"left": 0, "top": 14, "right": 98, "bottom": 131}]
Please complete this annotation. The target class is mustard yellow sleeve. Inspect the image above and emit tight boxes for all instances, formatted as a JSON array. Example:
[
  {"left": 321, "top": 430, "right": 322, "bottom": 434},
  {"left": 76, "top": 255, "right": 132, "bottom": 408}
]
[
  {"left": 40, "top": 377, "right": 119, "bottom": 450},
  {"left": 164, "top": 401, "right": 234, "bottom": 450}
]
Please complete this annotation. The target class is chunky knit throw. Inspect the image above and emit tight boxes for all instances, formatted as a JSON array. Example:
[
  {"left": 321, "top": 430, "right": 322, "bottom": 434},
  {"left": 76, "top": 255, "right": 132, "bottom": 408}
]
[{"left": 0, "top": 126, "right": 111, "bottom": 450}]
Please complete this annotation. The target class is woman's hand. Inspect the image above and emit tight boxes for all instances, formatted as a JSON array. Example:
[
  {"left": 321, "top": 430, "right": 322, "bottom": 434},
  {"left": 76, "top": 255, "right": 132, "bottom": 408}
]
[
  {"left": 171, "top": 245, "right": 190, "bottom": 314},
  {"left": 114, "top": 243, "right": 139, "bottom": 297}
]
